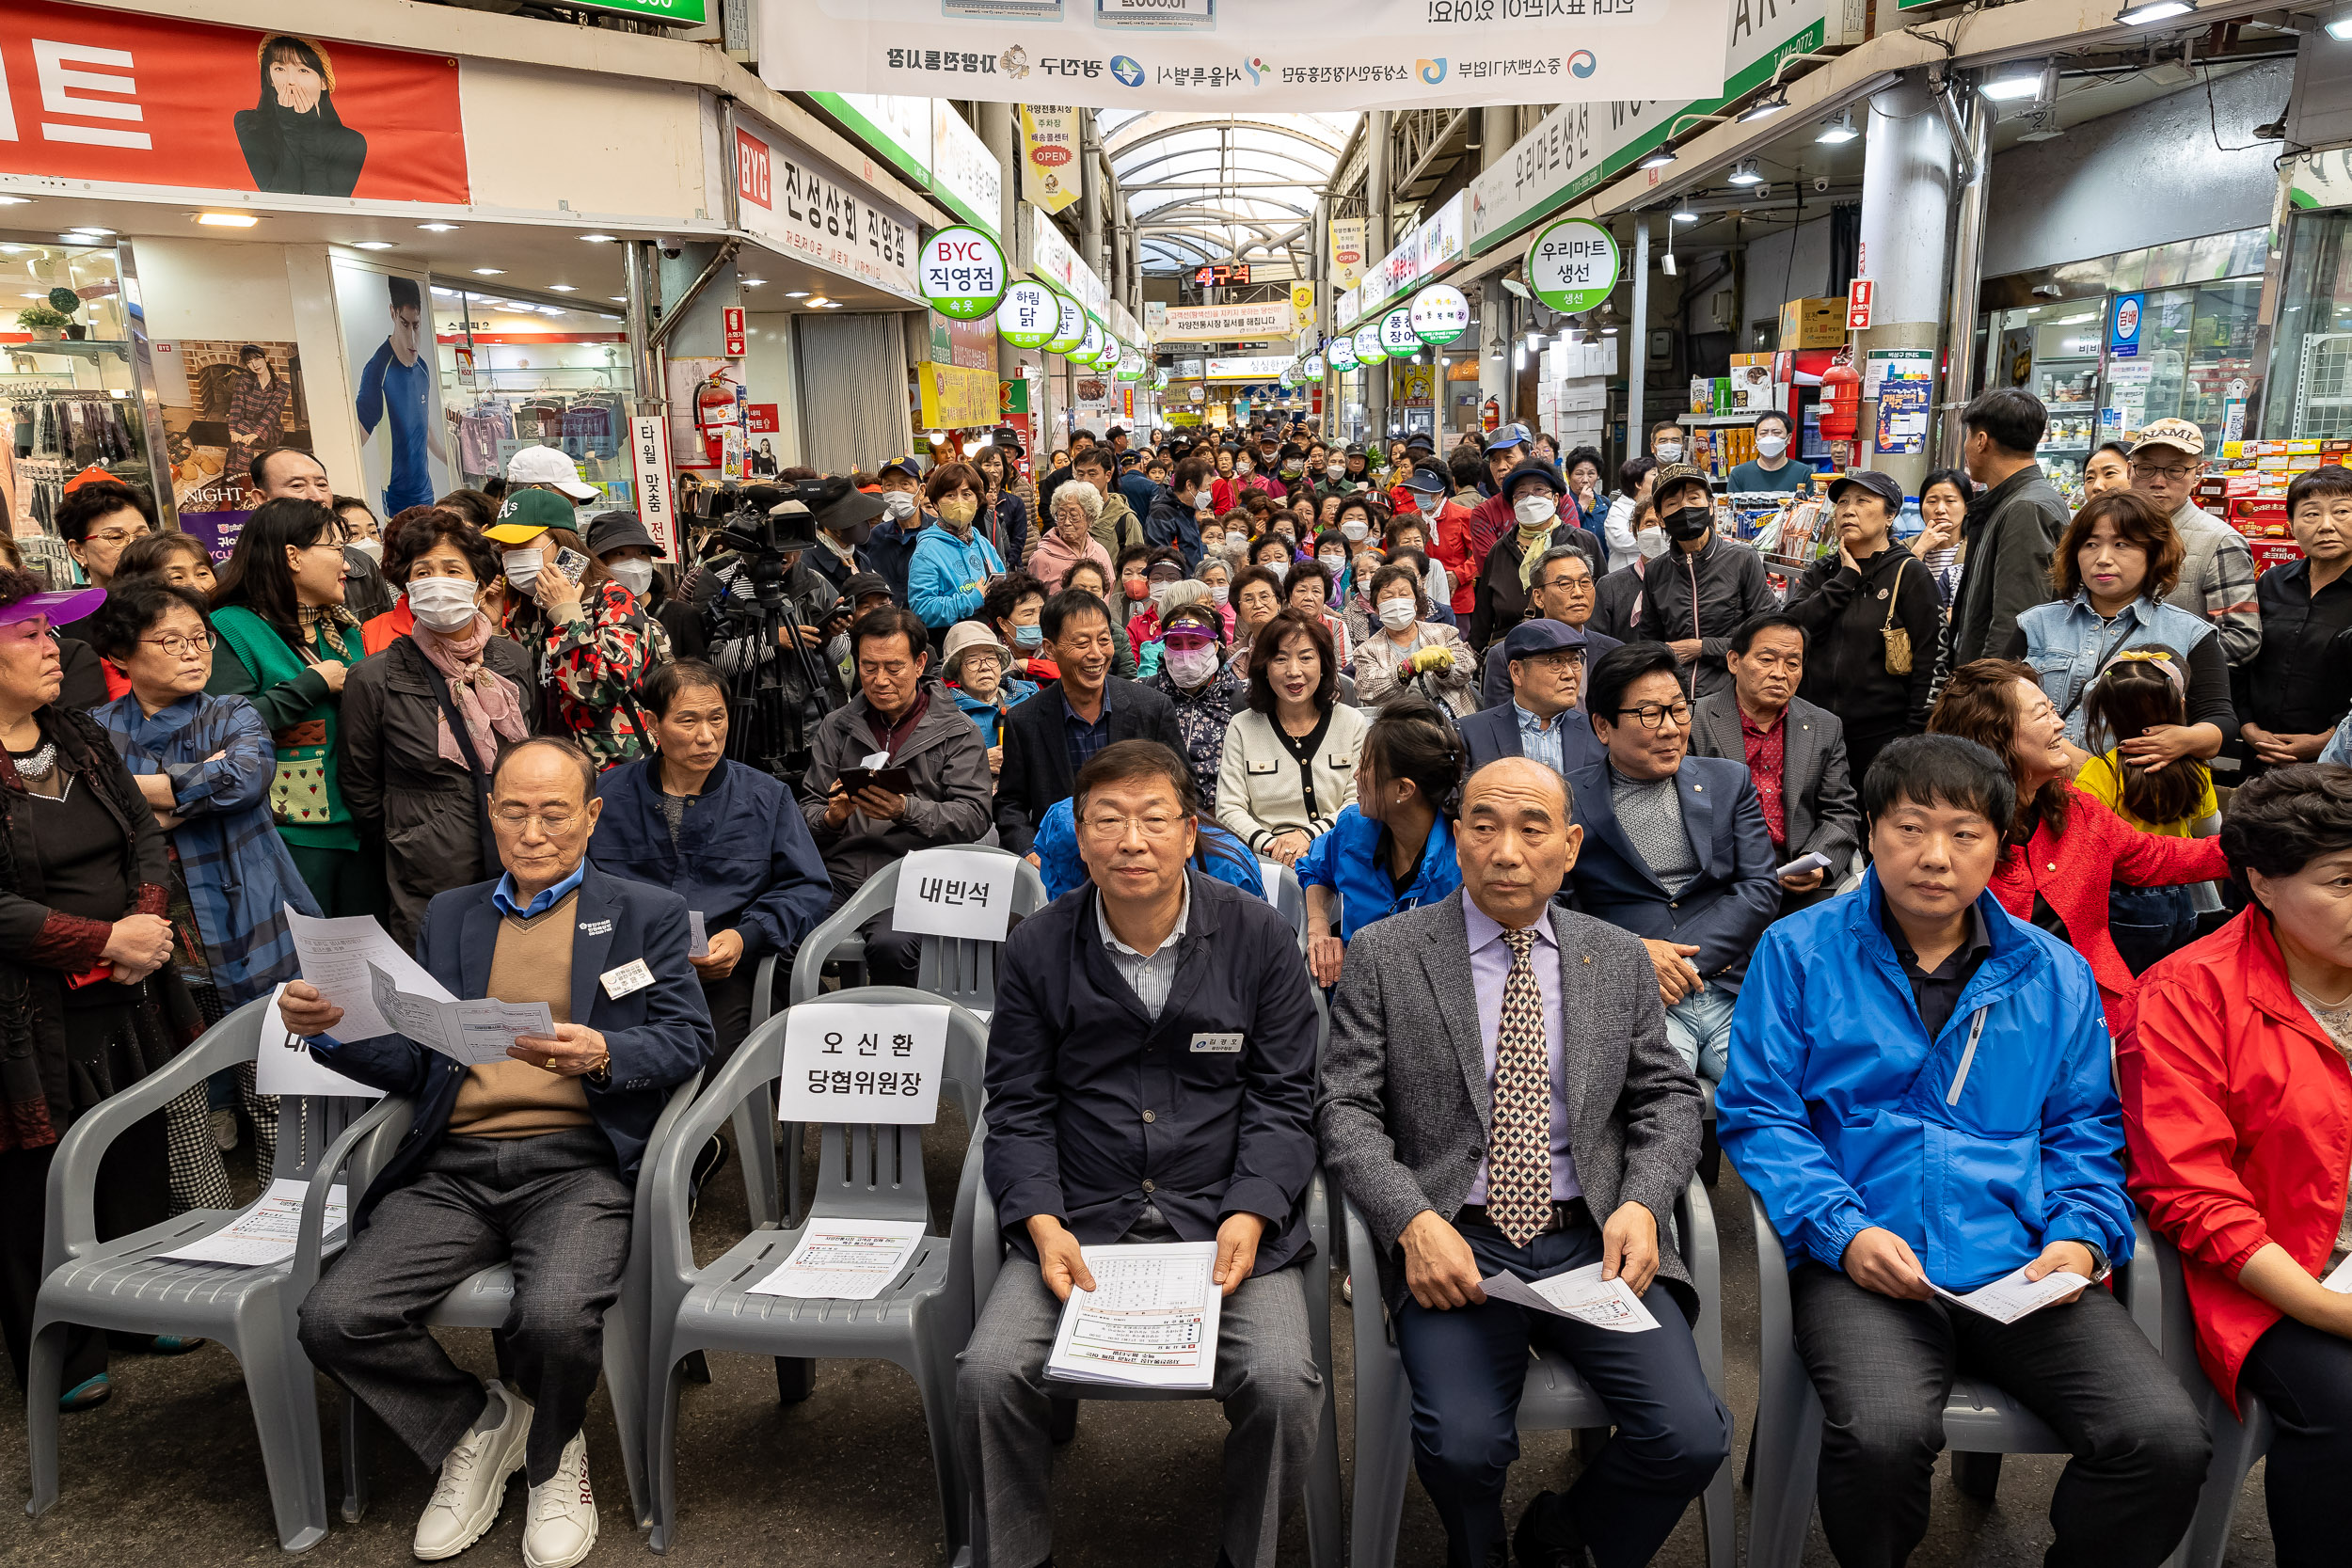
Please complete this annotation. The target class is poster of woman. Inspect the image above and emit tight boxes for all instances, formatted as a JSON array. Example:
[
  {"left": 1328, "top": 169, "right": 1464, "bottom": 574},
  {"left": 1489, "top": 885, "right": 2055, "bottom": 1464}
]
[{"left": 233, "top": 35, "right": 370, "bottom": 198}]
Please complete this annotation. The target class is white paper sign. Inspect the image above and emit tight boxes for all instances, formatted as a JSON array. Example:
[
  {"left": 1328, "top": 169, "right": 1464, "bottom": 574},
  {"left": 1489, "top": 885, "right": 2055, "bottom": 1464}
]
[
  {"left": 1931, "top": 1266, "right": 2092, "bottom": 1324},
  {"left": 891, "top": 847, "right": 1017, "bottom": 942},
  {"left": 746, "top": 1218, "right": 930, "bottom": 1301},
  {"left": 776, "top": 1001, "right": 948, "bottom": 1126},
  {"left": 1257, "top": 861, "right": 1286, "bottom": 909},
  {"left": 1480, "top": 1263, "right": 1661, "bottom": 1334},
  {"left": 2321, "top": 1254, "right": 2352, "bottom": 1292},
  {"left": 161, "top": 1178, "right": 348, "bottom": 1269},
  {"left": 287, "top": 907, "right": 454, "bottom": 1045},
  {"left": 252, "top": 983, "right": 384, "bottom": 1100}
]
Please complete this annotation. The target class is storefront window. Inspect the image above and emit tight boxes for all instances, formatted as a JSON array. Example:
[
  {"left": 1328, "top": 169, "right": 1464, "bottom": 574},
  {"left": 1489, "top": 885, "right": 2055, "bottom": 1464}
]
[
  {"left": 2266, "top": 207, "right": 2352, "bottom": 438},
  {"left": 433, "top": 285, "right": 635, "bottom": 506}
]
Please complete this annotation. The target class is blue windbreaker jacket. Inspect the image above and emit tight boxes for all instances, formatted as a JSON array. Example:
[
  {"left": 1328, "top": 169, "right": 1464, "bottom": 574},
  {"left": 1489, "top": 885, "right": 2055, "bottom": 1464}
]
[{"left": 1717, "top": 868, "right": 2134, "bottom": 1291}]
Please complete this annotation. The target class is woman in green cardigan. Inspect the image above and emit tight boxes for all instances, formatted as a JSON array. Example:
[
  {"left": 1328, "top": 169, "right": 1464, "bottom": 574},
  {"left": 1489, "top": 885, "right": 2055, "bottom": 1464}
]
[{"left": 206, "top": 497, "right": 381, "bottom": 917}]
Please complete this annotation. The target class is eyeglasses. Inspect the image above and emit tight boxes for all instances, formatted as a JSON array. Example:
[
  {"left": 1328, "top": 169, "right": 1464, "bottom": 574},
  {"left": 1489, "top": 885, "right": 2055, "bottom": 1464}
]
[
  {"left": 2129, "top": 461, "right": 2194, "bottom": 483},
  {"left": 490, "top": 805, "right": 581, "bottom": 833},
  {"left": 139, "top": 631, "right": 217, "bottom": 658},
  {"left": 85, "top": 529, "right": 146, "bottom": 548},
  {"left": 1615, "top": 701, "right": 1692, "bottom": 730},
  {"left": 1079, "top": 811, "right": 1188, "bottom": 840}
]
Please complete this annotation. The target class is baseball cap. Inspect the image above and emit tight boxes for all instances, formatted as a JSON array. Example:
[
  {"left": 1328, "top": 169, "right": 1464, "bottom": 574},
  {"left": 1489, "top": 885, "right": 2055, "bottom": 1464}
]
[
  {"left": 2133, "top": 418, "right": 2206, "bottom": 460},
  {"left": 1503, "top": 619, "right": 1588, "bottom": 660},
  {"left": 1825, "top": 469, "right": 1905, "bottom": 511},
  {"left": 840, "top": 571, "right": 893, "bottom": 604},
  {"left": 1400, "top": 462, "right": 1450, "bottom": 497},
  {"left": 505, "top": 443, "right": 598, "bottom": 501},
  {"left": 484, "top": 487, "right": 576, "bottom": 544},
  {"left": 1404, "top": 431, "right": 1437, "bottom": 454},
  {"left": 1486, "top": 422, "right": 1534, "bottom": 453},
  {"left": 1649, "top": 462, "right": 1714, "bottom": 504},
  {"left": 875, "top": 454, "right": 923, "bottom": 482},
  {"left": 584, "top": 510, "right": 658, "bottom": 558}
]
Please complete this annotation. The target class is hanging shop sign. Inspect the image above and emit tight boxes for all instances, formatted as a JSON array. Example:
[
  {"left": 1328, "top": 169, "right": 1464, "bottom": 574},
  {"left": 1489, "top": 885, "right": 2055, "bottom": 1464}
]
[
  {"left": 1416, "top": 193, "right": 1465, "bottom": 277},
  {"left": 1525, "top": 217, "right": 1619, "bottom": 313},
  {"left": 1118, "top": 346, "right": 1145, "bottom": 382},
  {"left": 1043, "top": 292, "right": 1087, "bottom": 355},
  {"left": 1352, "top": 323, "right": 1388, "bottom": 366},
  {"left": 630, "top": 415, "right": 679, "bottom": 559},
  {"left": 763, "top": 1, "right": 1729, "bottom": 114},
  {"left": 921, "top": 362, "right": 998, "bottom": 429},
  {"left": 996, "top": 279, "right": 1058, "bottom": 348},
  {"left": 1155, "top": 299, "right": 1296, "bottom": 343},
  {"left": 1074, "top": 318, "right": 1106, "bottom": 367},
  {"left": 918, "top": 225, "right": 1007, "bottom": 319},
  {"left": 0, "top": 4, "right": 468, "bottom": 202},
  {"left": 568, "top": 0, "right": 706, "bottom": 22},
  {"left": 1206, "top": 356, "right": 1298, "bottom": 381},
  {"left": 1328, "top": 336, "right": 1359, "bottom": 371},
  {"left": 1329, "top": 217, "right": 1368, "bottom": 291},
  {"left": 1302, "top": 354, "right": 1326, "bottom": 378},
  {"left": 1410, "top": 284, "right": 1470, "bottom": 346},
  {"left": 1291, "top": 282, "right": 1317, "bottom": 333},
  {"left": 1379, "top": 307, "right": 1420, "bottom": 358},
  {"left": 2110, "top": 293, "right": 2144, "bottom": 361},
  {"left": 1021, "top": 103, "right": 1081, "bottom": 214},
  {"left": 734, "top": 111, "right": 920, "bottom": 300},
  {"left": 1029, "top": 206, "right": 1109, "bottom": 318}
]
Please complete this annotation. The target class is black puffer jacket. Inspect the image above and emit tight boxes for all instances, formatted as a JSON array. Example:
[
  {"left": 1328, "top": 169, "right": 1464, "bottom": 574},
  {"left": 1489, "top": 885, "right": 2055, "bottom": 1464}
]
[{"left": 1636, "top": 533, "right": 1777, "bottom": 700}]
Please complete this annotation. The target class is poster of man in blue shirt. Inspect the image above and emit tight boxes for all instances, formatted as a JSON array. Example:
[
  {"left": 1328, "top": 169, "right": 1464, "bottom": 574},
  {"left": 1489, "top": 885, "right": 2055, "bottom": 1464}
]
[{"left": 352, "top": 273, "right": 444, "bottom": 515}]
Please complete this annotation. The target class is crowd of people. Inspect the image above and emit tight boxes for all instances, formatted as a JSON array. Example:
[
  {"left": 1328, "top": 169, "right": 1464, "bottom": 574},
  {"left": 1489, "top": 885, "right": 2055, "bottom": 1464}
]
[{"left": 4, "top": 389, "right": 2352, "bottom": 1568}]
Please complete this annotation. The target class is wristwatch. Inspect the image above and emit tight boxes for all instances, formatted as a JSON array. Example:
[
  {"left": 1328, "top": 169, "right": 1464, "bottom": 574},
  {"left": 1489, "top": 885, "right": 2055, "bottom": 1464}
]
[{"left": 2064, "top": 1238, "right": 2111, "bottom": 1284}]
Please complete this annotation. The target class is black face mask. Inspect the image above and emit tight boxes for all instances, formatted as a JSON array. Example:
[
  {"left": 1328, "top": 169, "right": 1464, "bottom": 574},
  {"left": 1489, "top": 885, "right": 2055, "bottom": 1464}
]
[{"left": 1661, "top": 504, "right": 1714, "bottom": 543}]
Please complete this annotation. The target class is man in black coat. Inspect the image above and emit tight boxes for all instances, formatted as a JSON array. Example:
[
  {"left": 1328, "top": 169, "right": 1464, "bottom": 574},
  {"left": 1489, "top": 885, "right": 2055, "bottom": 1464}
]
[
  {"left": 1638, "top": 464, "right": 1775, "bottom": 702},
  {"left": 994, "top": 587, "right": 1185, "bottom": 854}
]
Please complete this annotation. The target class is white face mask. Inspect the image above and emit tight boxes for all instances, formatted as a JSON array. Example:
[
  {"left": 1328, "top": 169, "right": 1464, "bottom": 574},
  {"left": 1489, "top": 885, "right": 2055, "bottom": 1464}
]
[
  {"left": 405, "top": 575, "right": 480, "bottom": 631},
  {"left": 607, "top": 559, "right": 655, "bottom": 598},
  {"left": 1654, "top": 442, "right": 1684, "bottom": 463},
  {"left": 1755, "top": 435, "right": 1789, "bottom": 459},
  {"left": 1319, "top": 552, "right": 1347, "bottom": 571},
  {"left": 1210, "top": 584, "right": 1231, "bottom": 607},
  {"left": 882, "top": 491, "right": 916, "bottom": 522},
  {"left": 1638, "top": 530, "right": 1671, "bottom": 562},
  {"left": 1377, "top": 599, "right": 1418, "bottom": 631},
  {"left": 347, "top": 537, "right": 383, "bottom": 563},
  {"left": 1164, "top": 645, "right": 1220, "bottom": 688},
  {"left": 1515, "top": 495, "right": 1558, "bottom": 528},
  {"left": 1341, "top": 519, "right": 1369, "bottom": 543},
  {"left": 1327, "top": 463, "right": 1345, "bottom": 481},
  {"left": 501, "top": 549, "right": 544, "bottom": 591},
  {"left": 1266, "top": 560, "right": 1289, "bottom": 584}
]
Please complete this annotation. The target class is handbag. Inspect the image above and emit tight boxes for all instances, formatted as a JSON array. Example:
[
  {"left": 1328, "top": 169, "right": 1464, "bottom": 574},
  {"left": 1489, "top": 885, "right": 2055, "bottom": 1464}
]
[{"left": 1881, "top": 562, "right": 1913, "bottom": 676}]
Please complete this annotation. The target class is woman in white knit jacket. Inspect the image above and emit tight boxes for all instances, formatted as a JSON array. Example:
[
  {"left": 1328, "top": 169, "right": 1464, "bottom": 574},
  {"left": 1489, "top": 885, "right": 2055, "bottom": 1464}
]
[{"left": 1216, "top": 609, "right": 1371, "bottom": 865}]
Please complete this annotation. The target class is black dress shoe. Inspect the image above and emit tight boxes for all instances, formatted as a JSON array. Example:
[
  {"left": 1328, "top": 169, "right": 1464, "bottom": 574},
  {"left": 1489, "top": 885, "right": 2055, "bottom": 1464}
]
[{"left": 1512, "top": 1490, "right": 1592, "bottom": 1568}]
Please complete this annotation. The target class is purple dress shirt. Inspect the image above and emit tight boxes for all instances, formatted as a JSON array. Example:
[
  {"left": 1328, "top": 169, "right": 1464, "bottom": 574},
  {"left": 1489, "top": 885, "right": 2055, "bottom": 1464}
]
[{"left": 1463, "top": 897, "right": 1582, "bottom": 1204}]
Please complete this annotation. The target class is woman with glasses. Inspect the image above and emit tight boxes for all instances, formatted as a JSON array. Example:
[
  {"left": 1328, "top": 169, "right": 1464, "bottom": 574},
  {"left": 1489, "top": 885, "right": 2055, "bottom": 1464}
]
[
  {"left": 342, "top": 508, "right": 533, "bottom": 948},
  {"left": 1351, "top": 562, "right": 1477, "bottom": 720},
  {"left": 1217, "top": 610, "right": 1369, "bottom": 866},
  {"left": 1148, "top": 600, "right": 1244, "bottom": 813},
  {"left": 207, "top": 496, "right": 380, "bottom": 917},
  {"left": 968, "top": 442, "right": 1030, "bottom": 567},
  {"left": 0, "top": 568, "right": 199, "bottom": 1409},
  {"left": 89, "top": 576, "right": 320, "bottom": 1215}
]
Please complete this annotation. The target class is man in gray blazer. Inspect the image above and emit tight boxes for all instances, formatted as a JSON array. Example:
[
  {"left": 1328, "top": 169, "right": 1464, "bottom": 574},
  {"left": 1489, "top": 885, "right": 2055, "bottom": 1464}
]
[
  {"left": 1689, "top": 612, "right": 1860, "bottom": 914},
  {"left": 1318, "top": 757, "right": 1727, "bottom": 1568}
]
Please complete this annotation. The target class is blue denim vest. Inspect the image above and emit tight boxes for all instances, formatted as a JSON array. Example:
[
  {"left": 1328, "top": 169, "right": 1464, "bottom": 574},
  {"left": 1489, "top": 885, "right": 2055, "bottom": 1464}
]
[{"left": 2015, "top": 592, "right": 2214, "bottom": 744}]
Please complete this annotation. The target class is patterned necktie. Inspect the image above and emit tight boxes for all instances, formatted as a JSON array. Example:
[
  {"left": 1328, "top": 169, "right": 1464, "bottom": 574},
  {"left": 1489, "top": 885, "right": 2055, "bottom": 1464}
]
[{"left": 1487, "top": 927, "right": 1553, "bottom": 1246}]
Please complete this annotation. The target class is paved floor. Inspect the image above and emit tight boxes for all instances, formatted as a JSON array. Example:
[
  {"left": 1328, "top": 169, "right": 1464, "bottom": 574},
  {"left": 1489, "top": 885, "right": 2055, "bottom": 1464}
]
[{"left": 0, "top": 1126, "right": 2277, "bottom": 1567}]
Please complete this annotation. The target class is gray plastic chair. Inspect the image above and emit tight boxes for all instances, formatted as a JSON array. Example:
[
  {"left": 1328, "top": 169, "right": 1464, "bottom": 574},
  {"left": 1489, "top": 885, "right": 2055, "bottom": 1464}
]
[
  {"left": 1745, "top": 1191, "right": 2075, "bottom": 1568},
  {"left": 643, "top": 989, "right": 988, "bottom": 1559},
  {"left": 332, "top": 1074, "right": 702, "bottom": 1532},
  {"left": 2121, "top": 1215, "right": 2271, "bottom": 1568},
  {"left": 1268, "top": 861, "right": 1307, "bottom": 948},
  {"left": 1342, "top": 1176, "right": 1733, "bottom": 1568},
  {"left": 25, "top": 996, "right": 377, "bottom": 1551}
]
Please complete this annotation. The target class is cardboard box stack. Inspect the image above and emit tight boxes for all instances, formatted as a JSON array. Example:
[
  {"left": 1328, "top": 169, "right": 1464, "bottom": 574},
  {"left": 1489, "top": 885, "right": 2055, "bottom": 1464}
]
[{"left": 2201, "top": 438, "right": 2352, "bottom": 575}]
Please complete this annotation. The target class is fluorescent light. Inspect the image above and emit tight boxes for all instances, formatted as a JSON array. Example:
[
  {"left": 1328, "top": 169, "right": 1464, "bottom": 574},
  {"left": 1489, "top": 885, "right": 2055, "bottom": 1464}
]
[
  {"left": 0, "top": 197, "right": 29, "bottom": 207},
  {"left": 1637, "top": 142, "right": 1678, "bottom": 169},
  {"left": 20, "top": 292, "right": 44, "bottom": 299},
  {"left": 2118, "top": 0, "right": 2193, "bottom": 21},
  {"left": 610, "top": 295, "right": 628, "bottom": 302},
  {"left": 1817, "top": 109, "right": 1859, "bottom": 144},
  {"left": 1983, "top": 71, "right": 2044, "bottom": 101},
  {"left": 473, "top": 267, "right": 504, "bottom": 276},
  {"left": 547, "top": 284, "right": 576, "bottom": 292},
  {"left": 1672, "top": 208, "right": 1698, "bottom": 222},
  {"left": 806, "top": 295, "right": 831, "bottom": 308},
  {"left": 740, "top": 277, "right": 765, "bottom": 287},
  {"left": 1726, "top": 159, "right": 1764, "bottom": 185},
  {"left": 197, "top": 213, "right": 258, "bottom": 228},
  {"left": 785, "top": 291, "right": 810, "bottom": 298},
  {"left": 352, "top": 241, "right": 396, "bottom": 250},
  {"left": 70, "top": 226, "right": 114, "bottom": 235},
  {"left": 579, "top": 233, "right": 618, "bottom": 244},
  {"left": 418, "top": 222, "right": 458, "bottom": 232}
]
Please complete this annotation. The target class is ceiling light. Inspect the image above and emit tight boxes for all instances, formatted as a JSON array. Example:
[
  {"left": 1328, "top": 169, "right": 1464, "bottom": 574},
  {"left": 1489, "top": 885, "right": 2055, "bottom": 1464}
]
[
  {"left": 1983, "top": 69, "right": 2046, "bottom": 101},
  {"left": 1816, "top": 109, "right": 1859, "bottom": 144},
  {"left": 807, "top": 296, "right": 831, "bottom": 308},
  {"left": 1738, "top": 89, "right": 1788, "bottom": 124},
  {"left": 547, "top": 284, "right": 576, "bottom": 292},
  {"left": 1671, "top": 208, "right": 1698, "bottom": 223},
  {"left": 473, "top": 267, "right": 504, "bottom": 276},
  {"left": 786, "top": 291, "right": 809, "bottom": 299},
  {"left": 197, "top": 213, "right": 258, "bottom": 228},
  {"left": 70, "top": 226, "right": 114, "bottom": 235},
  {"left": 610, "top": 295, "right": 628, "bottom": 302},
  {"left": 0, "top": 197, "right": 30, "bottom": 207},
  {"left": 1726, "top": 159, "right": 1764, "bottom": 185},
  {"left": 740, "top": 277, "right": 765, "bottom": 287},
  {"left": 418, "top": 222, "right": 459, "bottom": 232},
  {"left": 352, "top": 241, "right": 395, "bottom": 251},
  {"left": 579, "top": 233, "right": 618, "bottom": 244},
  {"left": 1637, "top": 142, "right": 1679, "bottom": 169},
  {"left": 822, "top": 300, "right": 842, "bottom": 308},
  {"left": 20, "top": 292, "right": 45, "bottom": 299},
  {"left": 2118, "top": 0, "right": 2193, "bottom": 21}
]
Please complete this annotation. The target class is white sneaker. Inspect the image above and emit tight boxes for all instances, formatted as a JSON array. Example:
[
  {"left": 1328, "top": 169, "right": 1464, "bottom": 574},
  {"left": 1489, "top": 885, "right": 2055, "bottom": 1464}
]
[
  {"left": 521, "top": 1431, "right": 597, "bottom": 1568},
  {"left": 413, "top": 1381, "right": 532, "bottom": 1561}
]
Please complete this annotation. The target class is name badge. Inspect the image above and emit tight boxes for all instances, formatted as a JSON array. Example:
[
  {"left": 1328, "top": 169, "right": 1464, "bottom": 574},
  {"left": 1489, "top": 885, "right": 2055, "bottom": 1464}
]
[
  {"left": 1190, "top": 1032, "right": 1244, "bottom": 1053},
  {"left": 600, "top": 958, "right": 656, "bottom": 1000}
]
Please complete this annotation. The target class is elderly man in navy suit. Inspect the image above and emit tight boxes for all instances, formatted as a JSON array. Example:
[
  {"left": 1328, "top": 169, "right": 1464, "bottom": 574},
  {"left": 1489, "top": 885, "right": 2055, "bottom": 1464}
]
[
  {"left": 1457, "top": 620, "right": 1606, "bottom": 779},
  {"left": 279, "top": 736, "right": 712, "bottom": 1568},
  {"left": 1566, "top": 642, "right": 1779, "bottom": 1083}
]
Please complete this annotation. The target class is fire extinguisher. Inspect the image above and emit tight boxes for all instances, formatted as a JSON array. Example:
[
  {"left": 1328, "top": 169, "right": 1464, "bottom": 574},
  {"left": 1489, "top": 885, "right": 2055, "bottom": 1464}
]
[
  {"left": 1481, "top": 397, "right": 1501, "bottom": 433},
  {"left": 695, "top": 372, "right": 739, "bottom": 466},
  {"left": 1819, "top": 350, "right": 1862, "bottom": 466}
]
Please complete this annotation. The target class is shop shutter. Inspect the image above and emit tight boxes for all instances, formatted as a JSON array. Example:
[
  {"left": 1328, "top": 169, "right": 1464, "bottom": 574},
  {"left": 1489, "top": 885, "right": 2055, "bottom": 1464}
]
[{"left": 793, "top": 312, "right": 909, "bottom": 476}]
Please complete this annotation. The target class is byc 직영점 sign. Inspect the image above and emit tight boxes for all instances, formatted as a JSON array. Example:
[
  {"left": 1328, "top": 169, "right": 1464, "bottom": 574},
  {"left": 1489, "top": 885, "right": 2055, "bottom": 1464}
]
[{"left": 921, "top": 225, "right": 1007, "bottom": 319}]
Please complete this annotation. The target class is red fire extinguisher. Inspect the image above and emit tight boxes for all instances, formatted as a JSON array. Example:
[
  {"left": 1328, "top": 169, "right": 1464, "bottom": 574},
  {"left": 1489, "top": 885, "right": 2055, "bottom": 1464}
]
[
  {"left": 1819, "top": 350, "right": 1862, "bottom": 467},
  {"left": 695, "top": 372, "right": 739, "bottom": 466}
]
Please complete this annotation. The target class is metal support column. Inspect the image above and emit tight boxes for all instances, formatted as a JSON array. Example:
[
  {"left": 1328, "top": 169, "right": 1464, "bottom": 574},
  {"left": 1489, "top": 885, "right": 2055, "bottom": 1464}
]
[
  {"left": 1629, "top": 218, "right": 1650, "bottom": 472},
  {"left": 1937, "top": 73, "right": 1991, "bottom": 466},
  {"left": 1081, "top": 114, "right": 1105, "bottom": 290},
  {"left": 978, "top": 102, "right": 1022, "bottom": 383},
  {"left": 1365, "top": 109, "right": 1391, "bottom": 440}
]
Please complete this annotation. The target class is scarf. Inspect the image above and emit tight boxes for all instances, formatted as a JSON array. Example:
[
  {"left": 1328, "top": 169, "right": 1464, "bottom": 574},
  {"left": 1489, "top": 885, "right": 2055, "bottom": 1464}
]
[
  {"left": 297, "top": 601, "right": 361, "bottom": 661},
  {"left": 412, "top": 613, "right": 530, "bottom": 769},
  {"left": 1515, "top": 518, "right": 1557, "bottom": 592}
]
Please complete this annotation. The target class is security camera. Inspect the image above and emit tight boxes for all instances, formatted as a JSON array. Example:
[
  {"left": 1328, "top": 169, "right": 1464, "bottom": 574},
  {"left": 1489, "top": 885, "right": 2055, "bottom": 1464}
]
[{"left": 1813, "top": 176, "right": 1830, "bottom": 194}]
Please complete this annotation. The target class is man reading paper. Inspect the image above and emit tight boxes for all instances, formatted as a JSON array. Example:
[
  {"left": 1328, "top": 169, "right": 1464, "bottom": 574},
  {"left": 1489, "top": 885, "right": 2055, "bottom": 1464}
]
[
  {"left": 278, "top": 736, "right": 711, "bottom": 1568},
  {"left": 960, "top": 738, "right": 1322, "bottom": 1568}
]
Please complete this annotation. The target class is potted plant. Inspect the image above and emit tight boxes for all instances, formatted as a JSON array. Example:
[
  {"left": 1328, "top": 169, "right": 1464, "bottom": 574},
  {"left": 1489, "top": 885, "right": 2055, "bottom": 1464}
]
[
  {"left": 14, "top": 302, "right": 70, "bottom": 341},
  {"left": 48, "top": 288, "right": 87, "bottom": 341}
]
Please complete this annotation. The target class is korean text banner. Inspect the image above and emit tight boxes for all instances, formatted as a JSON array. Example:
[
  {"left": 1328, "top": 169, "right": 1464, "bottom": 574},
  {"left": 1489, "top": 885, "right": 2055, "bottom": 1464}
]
[
  {"left": 760, "top": 0, "right": 1728, "bottom": 113},
  {"left": 0, "top": 2, "right": 465, "bottom": 202}
]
